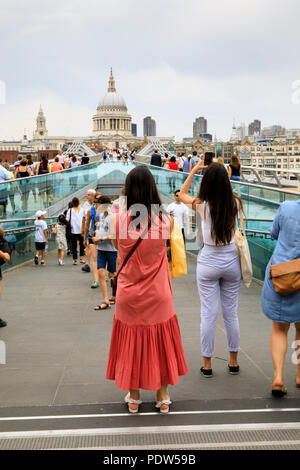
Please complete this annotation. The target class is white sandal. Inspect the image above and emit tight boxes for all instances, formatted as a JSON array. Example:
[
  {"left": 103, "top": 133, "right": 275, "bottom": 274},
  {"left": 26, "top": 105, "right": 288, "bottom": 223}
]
[
  {"left": 155, "top": 397, "right": 172, "bottom": 414},
  {"left": 124, "top": 392, "right": 142, "bottom": 414}
]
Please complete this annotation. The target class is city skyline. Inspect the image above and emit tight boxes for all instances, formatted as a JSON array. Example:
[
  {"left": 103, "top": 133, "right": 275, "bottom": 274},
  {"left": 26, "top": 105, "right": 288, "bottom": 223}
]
[{"left": 0, "top": 0, "right": 300, "bottom": 141}]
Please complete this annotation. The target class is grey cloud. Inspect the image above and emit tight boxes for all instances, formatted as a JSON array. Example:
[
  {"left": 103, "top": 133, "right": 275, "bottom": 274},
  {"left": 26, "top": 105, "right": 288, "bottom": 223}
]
[{"left": 0, "top": 0, "right": 300, "bottom": 140}]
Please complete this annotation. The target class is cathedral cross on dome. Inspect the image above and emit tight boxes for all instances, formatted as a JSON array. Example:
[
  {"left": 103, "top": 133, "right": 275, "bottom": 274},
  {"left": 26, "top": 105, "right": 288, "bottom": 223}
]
[{"left": 108, "top": 68, "right": 116, "bottom": 93}]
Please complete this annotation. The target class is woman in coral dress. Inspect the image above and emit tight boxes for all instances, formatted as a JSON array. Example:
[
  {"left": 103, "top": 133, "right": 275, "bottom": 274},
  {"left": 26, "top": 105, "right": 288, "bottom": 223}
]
[{"left": 106, "top": 165, "right": 188, "bottom": 413}]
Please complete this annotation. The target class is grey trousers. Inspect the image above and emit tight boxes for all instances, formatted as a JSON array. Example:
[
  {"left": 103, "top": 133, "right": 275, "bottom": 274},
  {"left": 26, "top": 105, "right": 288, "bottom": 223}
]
[{"left": 197, "top": 244, "right": 241, "bottom": 358}]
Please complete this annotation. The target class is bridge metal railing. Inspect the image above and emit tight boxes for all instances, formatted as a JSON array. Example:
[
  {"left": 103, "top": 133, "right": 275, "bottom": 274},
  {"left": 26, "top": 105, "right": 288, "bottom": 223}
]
[
  {"left": 136, "top": 153, "right": 300, "bottom": 189},
  {"left": 1, "top": 160, "right": 298, "bottom": 281},
  {"left": 2, "top": 217, "right": 58, "bottom": 272}
]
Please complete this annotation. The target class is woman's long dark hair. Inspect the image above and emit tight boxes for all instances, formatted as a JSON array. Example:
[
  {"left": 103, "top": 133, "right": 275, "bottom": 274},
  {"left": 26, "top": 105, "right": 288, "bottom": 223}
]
[
  {"left": 230, "top": 155, "right": 240, "bottom": 169},
  {"left": 124, "top": 165, "right": 163, "bottom": 222},
  {"left": 199, "top": 163, "right": 242, "bottom": 245},
  {"left": 204, "top": 152, "right": 214, "bottom": 166},
  {"left": 40, "top": 156, "right": 48, "bottom": 169}
]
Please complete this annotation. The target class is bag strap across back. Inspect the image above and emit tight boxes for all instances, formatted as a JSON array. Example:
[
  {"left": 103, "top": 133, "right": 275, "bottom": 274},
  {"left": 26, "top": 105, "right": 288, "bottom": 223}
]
[{"left": 115, "top": 219, "right": 151, "bottom": 280}]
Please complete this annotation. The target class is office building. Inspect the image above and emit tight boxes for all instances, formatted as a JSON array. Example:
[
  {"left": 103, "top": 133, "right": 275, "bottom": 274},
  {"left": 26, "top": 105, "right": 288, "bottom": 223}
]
[
  {"left": 193, "top": 116, "right": 207, "bottom": 138},
  {"left": 143, "top": 116, "right": 156, "bottom": 136},
  {"left": 131, "top": 123, "right": 137, "bottom": 136},
  {"left": 248, "top": 119, "right": 261, "bottom": 136}
]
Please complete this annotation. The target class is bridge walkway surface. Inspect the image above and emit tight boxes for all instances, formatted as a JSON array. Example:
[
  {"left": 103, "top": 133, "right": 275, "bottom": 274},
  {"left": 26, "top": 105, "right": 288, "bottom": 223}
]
[{"left": 0, "top": 253, "right": 299, "bottom": 450}]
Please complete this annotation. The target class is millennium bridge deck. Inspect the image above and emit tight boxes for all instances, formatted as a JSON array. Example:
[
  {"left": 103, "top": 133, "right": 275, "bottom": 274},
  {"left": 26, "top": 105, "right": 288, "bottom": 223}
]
[{"left": 0, "top": 252, "right": 300, "bottom": 450}]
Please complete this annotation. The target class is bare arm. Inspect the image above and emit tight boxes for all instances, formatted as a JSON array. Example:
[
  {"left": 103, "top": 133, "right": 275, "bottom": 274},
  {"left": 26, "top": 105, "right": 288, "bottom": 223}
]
[
  {"left": 185, "top": 212, "right": 190, "bottom": 235},
  {"left": 228, "top": 165, "right": 232, "bottom": 179},
  {"left": 0, "top": 250, "right": 10, "bottom": 263},
  {"left": 84, "top": 209, "right": 91, "bottom": 241},
  {"left": 179, "top": 158, "right": 205, "bottom": 208},
  {"left": 110, "top": 213, "right": 118, "bottom": 249}
]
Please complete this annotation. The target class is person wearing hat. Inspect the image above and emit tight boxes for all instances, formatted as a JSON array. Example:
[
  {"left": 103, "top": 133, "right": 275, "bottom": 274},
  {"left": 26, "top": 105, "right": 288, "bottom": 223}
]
[{"left": 34, "top": 210, "right": 48, "bottom": 265}]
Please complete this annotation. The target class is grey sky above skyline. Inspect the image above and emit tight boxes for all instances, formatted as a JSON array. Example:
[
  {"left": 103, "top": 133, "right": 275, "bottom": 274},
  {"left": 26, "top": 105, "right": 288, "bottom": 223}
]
[{"left": 0, "top": 0, "right": 299, "bottom": 141}]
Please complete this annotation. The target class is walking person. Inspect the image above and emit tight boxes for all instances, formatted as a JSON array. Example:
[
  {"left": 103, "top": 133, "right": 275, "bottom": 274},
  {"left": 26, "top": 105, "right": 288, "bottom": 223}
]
[
  {"left": 228, "top": 156, "right": 242, "bottom": 182},
  {"left": 106, "top": 165, "right": 188, "bottom": 414},
  {"left": 53, "top": 214, "right": 69, "bottom": 266},
  {"left": 83, "top": 195, "right": 101, "bottom": 289},
  {"left": 26, "top": 154, "right": 38, "bottom": 203},
  {"left": 57, "top": 149, "right": 65, "bottom": 166},
  {"left": 34, "top": 210, "right": 48, "bottom": 266},
  {"left": 93, "top": 196, "right": 117, "bottom": 309},
  {"left": 2, "top": 163, "right": 16, "bottom": 214},
  {"left": 68, "top": 155, "right": 80, "bottom": 191},
  {"left": 81, "top": 152, "right": 90, "bottom": 184},
  {"left": 167, "top": 190, "right": 190, "bottom": 242},
  {"left": 189, "top": 151, "right": 202, "bottom": 196},
  {"left": 0, "top": 159, "right": 11, "bottom": 217},
  {"left": 66, "top": 197, "right": 85, "bottom": 265},
  {"left": 182, "top": 155, "right": 191, "bottom": 174},
  {"left": 261, "top": 199, "right": 300, "bottom": 397},
  {"left": 14, "top": 158, "right": 32, "bottom": 212},
  {"left": 36, "top": 156, "right": 50, "bottom": 205},
  {"left": 0, "top": 225, "right": 11, "bottom": 328},
  {"left": 168, "top": 156, "right": 179, "bottom": 192},
  {"left": 179, "top": 161, "right": 242, "bottom": 377},
  {"left": 150, "top": 149, "right": 162, "bottom": 184},
  {"left": 81, "top": 189, "right": 96, "bottom": 274},
  {"left": 178, "top": 153, "right": 186, "bottom": 172},
  {"left": 64, "top": 202, "right": 73, "bottom": 256}
]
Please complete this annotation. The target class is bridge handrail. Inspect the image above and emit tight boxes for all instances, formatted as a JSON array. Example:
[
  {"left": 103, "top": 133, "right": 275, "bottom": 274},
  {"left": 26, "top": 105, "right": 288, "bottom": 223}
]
[
  {"left": 241, "top": 165, "right": 300, "bottom": 176},
  {"left": 134, "top": 159, "right": 300, "bottom": 196}
]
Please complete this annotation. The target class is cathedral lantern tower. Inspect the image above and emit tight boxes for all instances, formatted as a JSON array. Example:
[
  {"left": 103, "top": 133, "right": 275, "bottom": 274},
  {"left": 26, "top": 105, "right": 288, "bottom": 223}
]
[
  {"left": 34, "top": 105, "right": 48, "bottom": 139},
  {"left": 92, "top": 68, "right": 133, "bottom": 147}
]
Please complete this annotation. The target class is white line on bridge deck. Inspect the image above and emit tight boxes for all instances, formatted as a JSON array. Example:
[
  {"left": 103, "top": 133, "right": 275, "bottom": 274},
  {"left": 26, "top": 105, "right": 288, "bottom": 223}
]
[{"left": 0, "top": 407, "right": 299, "bottom": 421}]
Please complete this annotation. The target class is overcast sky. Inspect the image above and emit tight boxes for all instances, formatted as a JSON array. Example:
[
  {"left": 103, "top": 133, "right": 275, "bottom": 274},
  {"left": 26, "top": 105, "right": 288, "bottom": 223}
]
[{"left": 0, "top": 0, "right": 300, "bottom": 141}]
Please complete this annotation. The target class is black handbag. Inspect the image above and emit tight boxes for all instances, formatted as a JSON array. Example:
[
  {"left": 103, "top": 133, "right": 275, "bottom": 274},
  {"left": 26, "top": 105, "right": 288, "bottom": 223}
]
[{"left": 111, "top": 220, "right": 151, "bottom": 297}]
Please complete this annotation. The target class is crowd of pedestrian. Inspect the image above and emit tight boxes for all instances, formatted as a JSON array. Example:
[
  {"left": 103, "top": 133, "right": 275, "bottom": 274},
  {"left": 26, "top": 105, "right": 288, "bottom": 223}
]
[
  {"left": 101, "top": 148, "right": 136, "bottom": 162},
  {"left": 150, "top": 149, "right": 242, "bottom": 182},
  {"left": 0, "top": 150, "right": 299, "bottom": 412},
  {"left": 0, "top": 151, "right": 94, "bottom": 216}
]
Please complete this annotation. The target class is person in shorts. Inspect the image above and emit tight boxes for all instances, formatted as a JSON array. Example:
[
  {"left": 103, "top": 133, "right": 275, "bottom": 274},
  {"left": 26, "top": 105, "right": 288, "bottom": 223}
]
[
  {"left": 34, "top": 210, "right": 48, "bottom": 265},
  {"left": 92, "top": 196, "right": 117, "bottom": 310}
]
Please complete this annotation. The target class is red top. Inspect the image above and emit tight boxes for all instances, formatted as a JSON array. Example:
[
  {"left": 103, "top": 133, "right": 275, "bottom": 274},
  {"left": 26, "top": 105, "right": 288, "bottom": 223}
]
[{"left": 168, "top": 162, "right": 179, "bottom": 171}]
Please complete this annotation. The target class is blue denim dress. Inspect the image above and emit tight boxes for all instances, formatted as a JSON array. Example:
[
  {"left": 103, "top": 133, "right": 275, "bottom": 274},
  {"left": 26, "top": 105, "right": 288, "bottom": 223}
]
[{"left": 261, "top": 200, "right": 300, "bottom": 323}]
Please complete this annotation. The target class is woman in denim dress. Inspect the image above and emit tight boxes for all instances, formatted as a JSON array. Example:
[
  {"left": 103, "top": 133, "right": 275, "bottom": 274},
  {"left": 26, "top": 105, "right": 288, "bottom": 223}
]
[{"left": 262, "top": 200, "right": 300, "bottom": 397}]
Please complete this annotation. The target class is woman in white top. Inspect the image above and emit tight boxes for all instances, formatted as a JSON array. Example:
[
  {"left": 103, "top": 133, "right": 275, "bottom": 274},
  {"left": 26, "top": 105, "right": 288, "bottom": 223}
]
[
  {"left": 179, "top": 159, "right": 242, "bottom": 378},
  {"left": 66, "top": 197, "right": 85, "bottom": 265},
  {"left": 68, "top": 154, "right": 80, "bottom": 191}
]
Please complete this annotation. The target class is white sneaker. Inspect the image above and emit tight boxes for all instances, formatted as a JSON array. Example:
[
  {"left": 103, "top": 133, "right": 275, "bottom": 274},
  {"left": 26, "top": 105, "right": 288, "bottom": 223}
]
[{"left": 58, "top": 259, "right": 64, "bottom": 266}]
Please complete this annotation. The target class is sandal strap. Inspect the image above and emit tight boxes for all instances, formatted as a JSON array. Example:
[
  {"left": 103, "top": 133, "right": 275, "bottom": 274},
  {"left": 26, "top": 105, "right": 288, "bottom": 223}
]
[
  {"left": 155, "top": 399, "right": 172, "bottom": 407},
  {"left": 125, "top": 393, "right": 142, "bottom": 405}
]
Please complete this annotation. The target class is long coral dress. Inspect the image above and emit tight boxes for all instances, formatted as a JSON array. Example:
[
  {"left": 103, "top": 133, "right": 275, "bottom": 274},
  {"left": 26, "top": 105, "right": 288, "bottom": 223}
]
[{"left": 106, "top": 212, "right": 189, "bottom": 391}]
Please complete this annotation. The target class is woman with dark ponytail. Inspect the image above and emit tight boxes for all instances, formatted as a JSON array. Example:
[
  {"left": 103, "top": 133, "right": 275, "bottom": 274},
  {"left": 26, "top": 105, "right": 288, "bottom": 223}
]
[{"left": 180, "top": 160, "right": 242, "bottom": 378}]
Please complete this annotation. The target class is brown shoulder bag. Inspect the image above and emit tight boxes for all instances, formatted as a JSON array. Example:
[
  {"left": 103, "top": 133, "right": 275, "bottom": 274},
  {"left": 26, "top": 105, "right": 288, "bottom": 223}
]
[{"left": 269, "top": 257, "right": 300, "bottom": 295}]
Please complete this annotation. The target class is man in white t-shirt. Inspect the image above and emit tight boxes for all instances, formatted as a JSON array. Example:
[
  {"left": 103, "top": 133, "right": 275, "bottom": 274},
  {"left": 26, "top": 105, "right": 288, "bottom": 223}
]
[
  {"left": 34, "top": 210, "right": 48, "bottom": 265},
  {"left": 81, "top": 189, "right": 96, "bottom": 274},
  {"left": 167, "top": 190, "right": 190, "bottom": 242},
  {"left": 58, "top": 149, "right": 65, "bottom": 165}
]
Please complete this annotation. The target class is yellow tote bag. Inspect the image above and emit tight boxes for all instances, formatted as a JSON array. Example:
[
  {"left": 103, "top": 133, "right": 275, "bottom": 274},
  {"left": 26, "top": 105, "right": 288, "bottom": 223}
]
[{"left": 167, "top": 220, "right": 187, "bottom": 278}]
